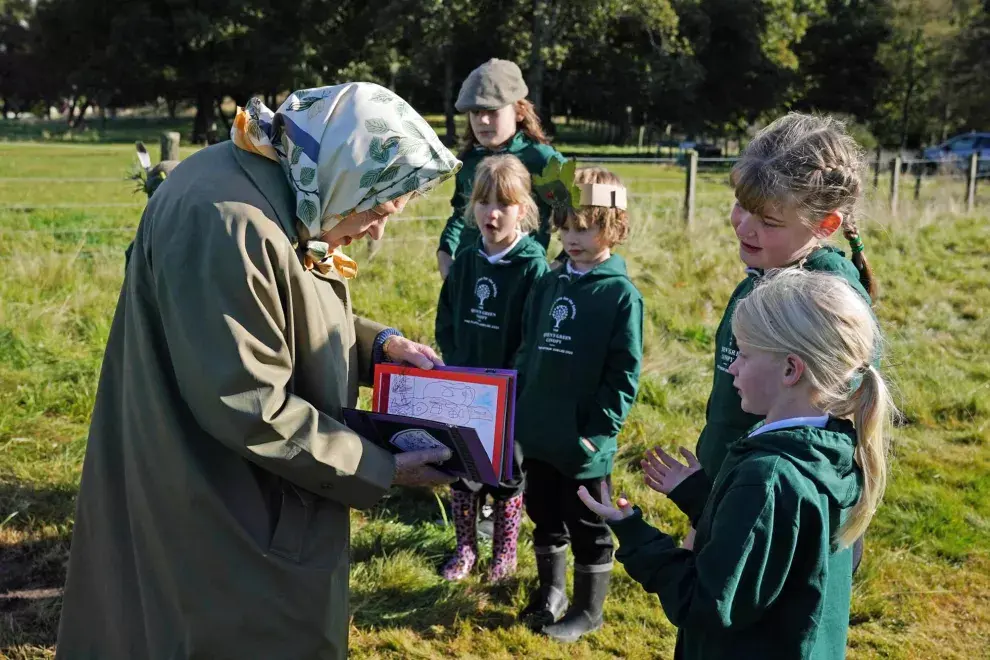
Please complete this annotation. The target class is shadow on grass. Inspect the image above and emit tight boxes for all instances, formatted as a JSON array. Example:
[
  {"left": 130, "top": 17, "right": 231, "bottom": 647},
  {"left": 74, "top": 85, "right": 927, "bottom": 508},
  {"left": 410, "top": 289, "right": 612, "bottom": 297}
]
[
  {"left": 0, "top": 481, "right": 77, "bottom": 535},
  {"left": 351, "top": 579, "right": 519, "bottom": 636},
  {"left": 0, "top": 488, "right": 71, "bottom": 652},
  {"left": 366, "top": 486, "right": 447, "bottom": 527}
]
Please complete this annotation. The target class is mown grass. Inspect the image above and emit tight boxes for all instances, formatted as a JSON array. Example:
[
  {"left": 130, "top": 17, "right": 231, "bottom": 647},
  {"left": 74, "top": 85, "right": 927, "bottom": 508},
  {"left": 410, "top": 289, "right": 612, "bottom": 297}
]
[{"left": 1, "top": 135, "right": 988, "bottom": 659}]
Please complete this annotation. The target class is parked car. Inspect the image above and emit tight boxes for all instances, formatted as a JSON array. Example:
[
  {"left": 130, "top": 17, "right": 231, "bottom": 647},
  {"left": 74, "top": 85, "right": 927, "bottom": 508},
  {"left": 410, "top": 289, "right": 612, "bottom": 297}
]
[
  {"left": 921, "top": 132, "right": 990, "bottom": 173},
  {"left": 678, "top": 140, "right": 723, "bottom": 158}
]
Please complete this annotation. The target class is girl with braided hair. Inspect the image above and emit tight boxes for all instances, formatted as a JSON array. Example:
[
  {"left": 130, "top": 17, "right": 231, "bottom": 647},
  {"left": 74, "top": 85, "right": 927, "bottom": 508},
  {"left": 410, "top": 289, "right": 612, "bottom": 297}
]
[{"left": 640, "top": 112, "right": 878, "bottom": 570}]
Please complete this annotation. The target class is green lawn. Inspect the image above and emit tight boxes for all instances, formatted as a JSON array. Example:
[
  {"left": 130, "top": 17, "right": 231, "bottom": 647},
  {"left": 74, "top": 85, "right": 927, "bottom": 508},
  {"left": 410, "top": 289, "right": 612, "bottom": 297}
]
[{"left": 1, "top": 133, "right": 988, "bottom": 659}]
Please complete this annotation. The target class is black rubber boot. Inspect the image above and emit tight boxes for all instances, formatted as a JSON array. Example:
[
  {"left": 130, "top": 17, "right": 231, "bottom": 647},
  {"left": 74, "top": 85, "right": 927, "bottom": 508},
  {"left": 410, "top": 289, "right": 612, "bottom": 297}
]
[
  {"left": 519, "top": 546, "right": 569, "bottom": 630},
  {"left": 542, "top": 565, "right": 611, "bottom": 643}
]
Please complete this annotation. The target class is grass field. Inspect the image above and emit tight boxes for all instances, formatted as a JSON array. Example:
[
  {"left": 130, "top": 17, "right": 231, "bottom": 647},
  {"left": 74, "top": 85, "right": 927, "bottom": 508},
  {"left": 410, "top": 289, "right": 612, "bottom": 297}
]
[{"left": 1, "top": 132, "right": 989, "bottom": 659}]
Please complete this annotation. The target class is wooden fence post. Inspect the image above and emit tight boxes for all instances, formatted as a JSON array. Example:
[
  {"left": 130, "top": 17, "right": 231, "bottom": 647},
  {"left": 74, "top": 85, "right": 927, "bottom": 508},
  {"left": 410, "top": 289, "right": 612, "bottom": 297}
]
[
  {"left": 966, "top": 152, "right": 978, "bottom": 213},
  {"left": 889, "top": 156, "right": 901, "bottom": 215},
  {"left": 683, "top": 150, "right": 697, "bottom": 226},
  {"left": 161, "top": 131, "right": 180, "bottom": 162},
  {"left": 873, "top": 146, "right": 882, "bottom": 190}
]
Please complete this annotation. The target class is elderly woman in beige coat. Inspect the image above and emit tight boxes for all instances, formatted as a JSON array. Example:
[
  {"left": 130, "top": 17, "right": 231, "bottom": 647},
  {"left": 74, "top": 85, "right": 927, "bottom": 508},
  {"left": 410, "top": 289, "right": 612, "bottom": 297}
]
[{"left": 56, "top": 84, "right": 461, "bottom": 659}]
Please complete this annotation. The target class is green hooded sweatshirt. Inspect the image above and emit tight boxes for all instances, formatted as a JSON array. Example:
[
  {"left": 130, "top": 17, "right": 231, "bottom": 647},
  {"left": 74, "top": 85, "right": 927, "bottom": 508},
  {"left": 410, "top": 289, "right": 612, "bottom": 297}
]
[
  {"left": 514, "top": 255, "right": 643, "bottom": 479},
  {"left": 437, "top": 131, "right": 564, "bottom": 257},
  {"left": 610, "top": 417, "right": 863, "bottom": 660},
  {"left": 435, "top": 234, "right": 550, "bottom": 369},
  {"left": 670, "top": 246, "right": 871, "bottom": 523}
]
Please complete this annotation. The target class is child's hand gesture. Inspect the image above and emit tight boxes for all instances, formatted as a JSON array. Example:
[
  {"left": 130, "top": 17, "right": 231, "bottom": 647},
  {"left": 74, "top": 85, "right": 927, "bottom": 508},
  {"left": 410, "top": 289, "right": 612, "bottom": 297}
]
[
  {"left": 641, "top": 447, "right": 701, "bottom": 495},
  {"left": 577, "top": 481, "right": 634, "bottom": 522}
]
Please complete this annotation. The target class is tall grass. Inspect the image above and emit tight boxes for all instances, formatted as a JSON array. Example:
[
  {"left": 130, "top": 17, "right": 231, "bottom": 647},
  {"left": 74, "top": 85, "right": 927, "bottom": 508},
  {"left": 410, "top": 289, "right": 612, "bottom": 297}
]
[{"left": 1, "top": 143, "right": 989, "bottom": 659}]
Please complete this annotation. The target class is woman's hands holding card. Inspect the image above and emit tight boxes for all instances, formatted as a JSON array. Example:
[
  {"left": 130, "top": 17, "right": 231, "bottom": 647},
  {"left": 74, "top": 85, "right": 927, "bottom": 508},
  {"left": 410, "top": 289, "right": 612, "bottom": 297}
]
[{"left": 393, "top": 448, "right": 457, "bottom": 487}]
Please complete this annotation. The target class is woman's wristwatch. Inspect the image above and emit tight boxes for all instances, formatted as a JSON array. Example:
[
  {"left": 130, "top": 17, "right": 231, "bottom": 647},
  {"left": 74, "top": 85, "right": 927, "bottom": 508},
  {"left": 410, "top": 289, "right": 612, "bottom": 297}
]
[{"left": 372, "top": 328, "right": 403, "bottom": 364}]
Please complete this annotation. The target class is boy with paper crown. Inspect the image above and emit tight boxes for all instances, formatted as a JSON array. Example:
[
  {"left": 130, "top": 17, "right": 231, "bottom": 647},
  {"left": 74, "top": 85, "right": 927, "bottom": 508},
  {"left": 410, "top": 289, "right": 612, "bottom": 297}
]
[
  {"left": 513, "top": 161, "right": 643, "bottom": 643},
  {"left": 435, "top": 58, "right": 564, "bottom": 278}
]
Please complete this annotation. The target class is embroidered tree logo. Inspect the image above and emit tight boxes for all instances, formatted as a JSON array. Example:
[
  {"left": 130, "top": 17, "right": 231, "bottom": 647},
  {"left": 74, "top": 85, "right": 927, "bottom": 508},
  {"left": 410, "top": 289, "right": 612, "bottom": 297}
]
[
  {"left": 476, "top": 282, "right": 492, "bottom": 309},
  {"left": 548, "top": 296, "right": 577, "bottom": 331},
  {"left": 474, "top": 278, "right": 497, "bottom": 311}
]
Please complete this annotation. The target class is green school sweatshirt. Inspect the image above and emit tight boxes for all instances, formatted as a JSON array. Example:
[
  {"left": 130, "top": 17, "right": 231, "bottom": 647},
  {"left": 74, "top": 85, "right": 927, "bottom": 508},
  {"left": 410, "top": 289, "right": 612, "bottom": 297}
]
[
  {"left": 670, "top": 247, "right": 871, "bottom": 524},
  {"left": 513, "top": 255, "right": 643, "bottom": 479},
  {"left": 437, "top": 132, "right": 564, "bottom": 257},
  {"left": 610, "top": 418, "right": 863, "bottom": 660},
  {"left": 435, "top": 234, "right": 550, "bottom": 369}
]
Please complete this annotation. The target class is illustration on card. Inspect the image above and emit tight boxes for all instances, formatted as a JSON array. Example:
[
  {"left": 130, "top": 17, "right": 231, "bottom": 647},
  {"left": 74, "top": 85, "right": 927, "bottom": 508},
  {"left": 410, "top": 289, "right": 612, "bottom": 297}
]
[{"left": 386, "top": 374, "right": 499, "bottom": 462}]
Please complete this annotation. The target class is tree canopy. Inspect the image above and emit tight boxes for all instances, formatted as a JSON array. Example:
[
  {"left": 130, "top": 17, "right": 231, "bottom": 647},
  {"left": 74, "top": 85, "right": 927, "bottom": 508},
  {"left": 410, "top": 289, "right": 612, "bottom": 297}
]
[{"left": 1, "top": 0, "right": 986, "bottom": 146}]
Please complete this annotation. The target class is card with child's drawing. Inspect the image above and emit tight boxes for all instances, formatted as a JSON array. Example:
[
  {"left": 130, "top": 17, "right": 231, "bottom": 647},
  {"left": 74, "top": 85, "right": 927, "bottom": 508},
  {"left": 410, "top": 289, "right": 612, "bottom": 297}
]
[
  {"left": 371, "top": 364, "right": 517, "bottom": 482},
  {"left": 341, "top": 407, "right": 499, "bottom": 486}
]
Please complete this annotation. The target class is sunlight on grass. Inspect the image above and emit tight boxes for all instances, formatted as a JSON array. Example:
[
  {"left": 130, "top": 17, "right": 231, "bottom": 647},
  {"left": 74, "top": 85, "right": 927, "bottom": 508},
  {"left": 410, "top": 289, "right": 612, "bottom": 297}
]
[{"left": 1, "top": 140, "right": 989, "bottom": 658}]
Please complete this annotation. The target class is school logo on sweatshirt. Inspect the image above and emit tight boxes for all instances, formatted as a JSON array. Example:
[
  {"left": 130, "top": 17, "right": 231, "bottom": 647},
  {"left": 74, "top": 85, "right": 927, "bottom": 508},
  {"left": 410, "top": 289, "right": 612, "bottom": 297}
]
[
  {"left": 717, "top": 336, "right": 739, "bottom": 374},
  {"left": 539, "top": 296, "right": 577, "bottom": 355},
  {"left": 466, "top": 277, "right": 500, "bottom": 330}
]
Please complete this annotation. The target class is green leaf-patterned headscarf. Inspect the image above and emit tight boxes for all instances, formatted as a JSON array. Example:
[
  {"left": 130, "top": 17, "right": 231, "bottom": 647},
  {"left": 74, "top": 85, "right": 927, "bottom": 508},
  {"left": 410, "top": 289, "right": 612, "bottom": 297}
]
[{"left": 232, "top": 83, "right": 461, "bottom": 242}]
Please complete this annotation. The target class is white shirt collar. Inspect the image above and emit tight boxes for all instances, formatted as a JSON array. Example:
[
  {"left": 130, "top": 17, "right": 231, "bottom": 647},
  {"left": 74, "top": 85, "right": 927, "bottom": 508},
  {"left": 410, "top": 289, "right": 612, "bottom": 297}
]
[
  {"left": 749, "top": 415, "right": 830, "bottom": 437},
  {"left": 480, "top": 232, "right": 523, "bottom": 264},
  {"left": 566, "top": 261, "right": 590, "bottom": 277}
]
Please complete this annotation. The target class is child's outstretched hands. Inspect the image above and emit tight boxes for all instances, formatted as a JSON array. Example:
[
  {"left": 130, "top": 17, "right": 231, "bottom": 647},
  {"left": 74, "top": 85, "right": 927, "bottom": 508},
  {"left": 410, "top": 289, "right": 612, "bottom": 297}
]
[
  {"left": 641, "top": 446, "right": 701, "bottom": 495},
  {"left": 577, "top": 481, "right": 635, "bottom": 522}
]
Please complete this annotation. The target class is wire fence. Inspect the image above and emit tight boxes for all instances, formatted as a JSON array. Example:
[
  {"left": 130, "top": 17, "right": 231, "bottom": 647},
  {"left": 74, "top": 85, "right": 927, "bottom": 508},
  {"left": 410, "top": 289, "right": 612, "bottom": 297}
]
[{"left": 1, "top": 154, "right": 985, "bottom": 236}]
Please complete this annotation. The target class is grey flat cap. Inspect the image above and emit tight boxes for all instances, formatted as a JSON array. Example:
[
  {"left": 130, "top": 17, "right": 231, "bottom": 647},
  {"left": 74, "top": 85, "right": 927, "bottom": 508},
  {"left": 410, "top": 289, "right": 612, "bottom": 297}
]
[{"left": 455, "top": 58, "right": 529, "bottom": 112}]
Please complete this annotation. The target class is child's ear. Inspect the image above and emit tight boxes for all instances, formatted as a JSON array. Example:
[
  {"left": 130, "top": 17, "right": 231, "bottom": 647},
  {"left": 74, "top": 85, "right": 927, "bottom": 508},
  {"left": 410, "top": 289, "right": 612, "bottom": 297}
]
[
  {"left": 815, "top": 212, "right": 842, "bottom": 239},
  {"left": 783, "top": 354, "right": 805, "bottom": 387}
]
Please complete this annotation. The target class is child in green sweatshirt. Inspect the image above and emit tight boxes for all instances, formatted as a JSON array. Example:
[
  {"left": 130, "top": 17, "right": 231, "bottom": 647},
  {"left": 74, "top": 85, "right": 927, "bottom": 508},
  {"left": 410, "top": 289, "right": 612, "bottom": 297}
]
[
  {"left": 580, "top": 269, "right": 895, "bottom": 660},
  {"left": 658, "top": 114, "right": 879, "bottom": 569},
  {"left": 436, "top": 58, "right": 564, "bottom": 279},
  {"left": 514, "top": 167, "right": 643, "bottom": 643},
  {"left": 436, "top": 154, "right": 550, "bottom": 584}
]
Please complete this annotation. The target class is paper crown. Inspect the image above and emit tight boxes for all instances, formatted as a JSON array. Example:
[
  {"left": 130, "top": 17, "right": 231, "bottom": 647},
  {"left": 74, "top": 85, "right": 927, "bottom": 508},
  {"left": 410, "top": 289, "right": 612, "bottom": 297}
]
[{"left": 533, "top": 159, "right": 627, "bottom": 211}]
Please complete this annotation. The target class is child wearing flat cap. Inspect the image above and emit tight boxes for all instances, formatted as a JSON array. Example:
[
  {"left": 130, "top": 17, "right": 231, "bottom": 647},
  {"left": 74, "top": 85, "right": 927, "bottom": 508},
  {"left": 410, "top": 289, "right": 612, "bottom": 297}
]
[{"left": 436, "top": 58, "right": 564, "bottom": 279}]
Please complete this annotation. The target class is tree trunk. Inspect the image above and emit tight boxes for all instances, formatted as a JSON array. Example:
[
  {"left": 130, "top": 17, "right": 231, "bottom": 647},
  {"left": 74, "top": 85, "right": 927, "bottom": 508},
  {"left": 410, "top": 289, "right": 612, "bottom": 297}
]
[
  {"left": 193, "top": 87, "right": 217, "bottom": 144},
  {"left": 65, "top": 96, "right": 77, "bottom": 126},
  {"left": 528, "top": 0, "right": 548, "bottom": 122},
  {"left": 167, "top": 99, "right": 178, "bottom": 119},
  {"left": 70, "top": 100, "right": 91, "bottom": 128},
  {"left": 215, "top": 97, "right": 231, "bottom": 132},
  {"left": 898, "top": 29, "right": 922, "bottom": 150},
  {"left": 545, "top": 98, "right": 556, "bottom": 136},
  {"left": 443, "top": 44, "right": 457, "bottom": 147},
  {"left": 940, "top": 101, "right": 951, "bottom": 142}
]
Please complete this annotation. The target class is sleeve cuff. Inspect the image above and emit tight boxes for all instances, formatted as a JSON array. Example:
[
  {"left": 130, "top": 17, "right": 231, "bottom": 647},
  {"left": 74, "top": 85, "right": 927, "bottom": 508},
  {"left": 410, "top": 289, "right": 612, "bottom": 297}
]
[
  {"left": 372, "top": 328, "right": 403, "bottom": 365},
  {"left": 608, "top": 507, "right": 669, "bottom": 548},
  {"left": 667, "top": 469, "right": 713, "bottom": 526}
]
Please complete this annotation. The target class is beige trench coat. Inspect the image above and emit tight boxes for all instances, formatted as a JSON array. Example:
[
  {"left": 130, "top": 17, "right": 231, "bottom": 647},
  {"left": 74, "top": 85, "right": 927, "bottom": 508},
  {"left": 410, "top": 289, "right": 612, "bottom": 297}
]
[{"left": 56, "top": 143, "right": 397, "bottom": 659}]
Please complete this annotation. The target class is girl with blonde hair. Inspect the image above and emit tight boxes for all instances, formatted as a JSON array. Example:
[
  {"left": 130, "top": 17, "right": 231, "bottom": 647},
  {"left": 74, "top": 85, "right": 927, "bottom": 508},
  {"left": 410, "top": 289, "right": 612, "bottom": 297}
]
[{"left": 580, "top": 269, "right": 894, "bottom": 659}]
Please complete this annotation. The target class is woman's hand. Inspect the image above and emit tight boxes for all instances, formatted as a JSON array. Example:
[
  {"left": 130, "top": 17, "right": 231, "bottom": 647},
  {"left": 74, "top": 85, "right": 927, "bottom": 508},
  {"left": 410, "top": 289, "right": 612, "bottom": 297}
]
[
  {"left": 385, "top": 336, "right": 445, "bottom": 370},
  {"left": 577, "top": 481, "right": 634, "bottom": 522},
  {"left": 641, "top": 447, "right": 701, "bottom": 495},
  {"left": 393, "top": 447, "right": 457, "bottom": 487}
]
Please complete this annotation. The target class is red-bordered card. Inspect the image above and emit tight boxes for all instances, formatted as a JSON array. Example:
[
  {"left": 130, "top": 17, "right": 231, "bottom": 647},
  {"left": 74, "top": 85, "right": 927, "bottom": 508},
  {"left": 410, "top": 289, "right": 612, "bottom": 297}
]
[{"left": 373, "top": 364, "right": 516, "bottom": 481}]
